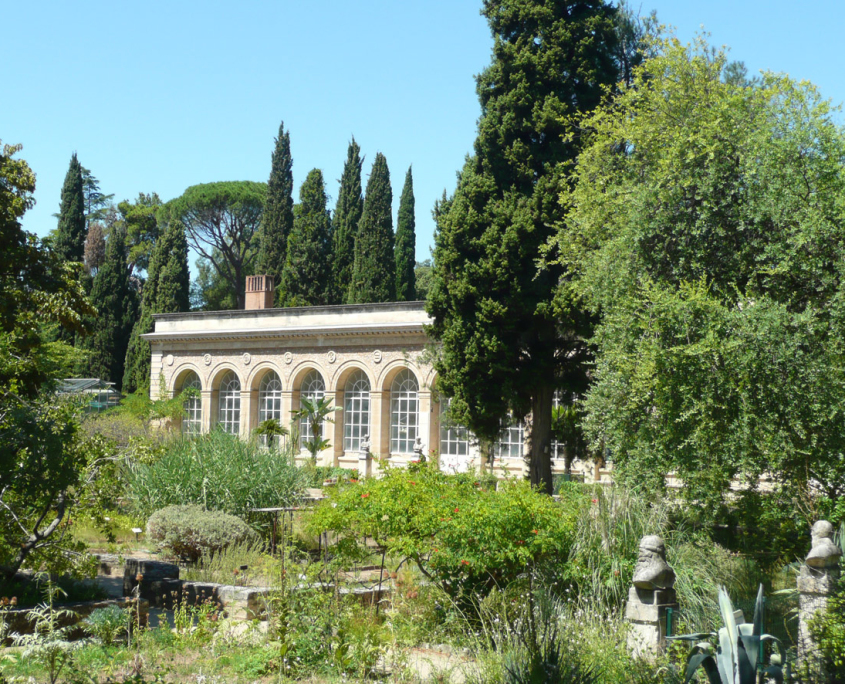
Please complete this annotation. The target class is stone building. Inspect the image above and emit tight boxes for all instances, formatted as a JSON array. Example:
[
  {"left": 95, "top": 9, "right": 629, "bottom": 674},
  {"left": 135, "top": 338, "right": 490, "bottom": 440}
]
[{"left": 144, "top": 275, "right": 595, "bottom": 479}]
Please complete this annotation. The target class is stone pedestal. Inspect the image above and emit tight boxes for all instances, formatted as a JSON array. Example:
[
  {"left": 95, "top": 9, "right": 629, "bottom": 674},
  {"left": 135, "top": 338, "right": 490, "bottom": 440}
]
[
  {"left": 797, "top": 566, "right": 839, "bottom": 671},
  {"left": 625, "top": 586, "right": 678, "bottom": 659},
  {"left": 123, "top": 558, "right": 180, "bottom": 600},
  {"left": 358, "top": 451, "right": 372, "bottom": 478}
]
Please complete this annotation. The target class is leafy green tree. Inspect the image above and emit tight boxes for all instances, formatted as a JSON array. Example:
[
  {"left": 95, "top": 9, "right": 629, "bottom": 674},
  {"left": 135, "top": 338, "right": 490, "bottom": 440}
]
[
  {"left": 119, "top": 192, "right": 162, "bottom": 274},
  {"left": 394, "top": 166, "right": 416, "bottom": 301},
  {"left": 256, "top": 122, "right": 294, "bottom": 304},
  {"left": 332, "top": 139, "right": 364, "bottom": 304},
  {"left": 415, "top": 258, "right": 433, "bottom": 301},
  {"left": 189, "top": 255, "right": 240, "bottom": 311},
  {"left": 123, "top": 217, "right": 190, "bottom": 393},
  {"left": 279, "top": 169, "right": 333, "bottom": 306},
  {"left": 349, "top": 153, "right": 395, "bottom": 303},
  {"left": 52, "top": 153, "right": 86, "bottom": 264},
  {"left": 173, "top": 181, "right": 265, "bottom": 309},
  {"left": 427, "top": 0, "right": 619, "bottom": 492},
  {"left": 80, "top": 165, "right": 114, "bottom": 227},
  {"left": 558, "top": 38, "right": 845, "bottom": 513},
  {"left": 76, "top": 228, "right": 137, "bottom": 386},
  {"left": 0, "top": 141, "right": 100, "bottom": 582}
]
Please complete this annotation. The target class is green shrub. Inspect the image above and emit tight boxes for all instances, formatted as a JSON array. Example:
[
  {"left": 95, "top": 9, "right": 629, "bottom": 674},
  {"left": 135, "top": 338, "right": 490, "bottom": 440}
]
[
  {"left": 127, "top": 430, "right": 308, "bottom": 522},
  {"left": 182, "top": 538, "right": 277, "bottom": 585},
  {"left": 146, "top": 505, "right": 258, "bottom": 561},
  {"left": 82, "top": 604, "right": 129, "bottom": 646},
  {"left": 311, "top": 462, "right": 579, "bottom": 600}
]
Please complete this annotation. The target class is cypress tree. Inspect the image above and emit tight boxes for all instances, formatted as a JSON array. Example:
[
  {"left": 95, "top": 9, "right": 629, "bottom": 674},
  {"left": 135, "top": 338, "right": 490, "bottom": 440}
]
[
  {"left": 256, "top": 122, "right": 294, "bottom": 304},
  {"left": 279, "top": 169, "right": 332, "bottom": 307},
  {"left": 428, "top": 0, "right": 619, "bottom": 493},
  {"left": 348, "top": 153, "right": 395, "bottom": 303},
  {"left": 123, "top": 218, "right": 190, "bottom": 393},
  {"left": 331, "top": 139, "right": 364, "bottom": 304},
  {"left": 53, "top": 153, "right": 86, "bottom": 263},
  {"left": 77, "top": 228, "right": 136, "bottom": 386},
  {"left": 394, "top": 166, "right": 416, "bottom": 301}
]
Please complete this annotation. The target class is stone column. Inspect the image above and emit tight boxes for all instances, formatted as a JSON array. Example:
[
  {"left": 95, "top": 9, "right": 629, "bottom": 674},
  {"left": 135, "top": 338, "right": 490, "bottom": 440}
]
[
  {"left": 419, "top": 389, "right": 433, "bottom": 461},
  {"left": 797, "top": 520, "right": 842, "bottom": 675},
  {"left": 625, "top": 535, "right": 678, "bottom": 659},
  {"left": 369, "top": 390, "right": 388, "bottom": 459},
  {"left": 239, "top": 389, "right": 254, "bottom": 437},
  {"left": 200, "top": 389, "right": 213, "bottom": 433},
  {"left": 322, "top": 390, "right": 338, "bottom": 467}
]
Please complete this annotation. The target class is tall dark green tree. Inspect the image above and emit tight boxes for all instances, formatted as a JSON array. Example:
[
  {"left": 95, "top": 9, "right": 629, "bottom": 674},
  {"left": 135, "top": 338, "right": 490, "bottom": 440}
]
[
  {"left": 53, "top": 153, "right": 86, "bottom": 263},
  {"left": 331, "top": 139, "right": 364, "bottom": 304},
  {"left": 76, "top": 228, "right": 136, "bottom": 386},
  {"left": 120, "top": 192, "right": 163, "bottom": 275},
  {"left": 123, "top": 217, "right": 190, "bottom": 393},
  {"left": 394, "top": 166, "right": 416, "bottom": 301},
  {"left": 279, "top": 169, "right": 333, "bottom": 307},
  {"left": 256, "top": 122, "right": 294, "bottom": 305},
  {"left": 80, "top": 166, "right": 114, "bottom": 227},
  {"left": 427, "top": 0, "right": 620, "bottom": 493},
  {"left": 348, "top": 153, "right": 395, "bottom": 303}
]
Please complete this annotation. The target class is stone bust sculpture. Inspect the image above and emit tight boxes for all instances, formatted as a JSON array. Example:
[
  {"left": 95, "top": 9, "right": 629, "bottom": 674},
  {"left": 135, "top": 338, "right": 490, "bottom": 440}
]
[
  {"left": 806, "top": 520, "right": 842, "bottom": 569},
  {"left": 413, "top": 436, "right": 426, "bottom": 462},
  {"left": 359, "top": 433, "right": 371, "bottom": 457},
  {"left": 632, "top": 535, "right": 676, "bottom": 590}
]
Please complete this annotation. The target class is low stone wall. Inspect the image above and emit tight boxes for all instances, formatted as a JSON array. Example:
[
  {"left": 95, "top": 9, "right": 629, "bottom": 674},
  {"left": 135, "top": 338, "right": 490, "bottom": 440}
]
[{"left": 2, "top": 598, "right": 149, "bottom": 641}]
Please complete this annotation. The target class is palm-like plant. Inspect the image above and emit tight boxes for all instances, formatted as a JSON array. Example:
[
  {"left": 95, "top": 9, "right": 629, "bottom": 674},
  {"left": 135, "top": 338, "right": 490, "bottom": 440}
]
[
  {"left": 669, "top": 585, "right": 788, "bottom": 684},
  {"left": 294, "top": 396, "right": 341, "bottom": 463},
  {"left": 254, "top": 418, "right": 289, "bottom": 449}
]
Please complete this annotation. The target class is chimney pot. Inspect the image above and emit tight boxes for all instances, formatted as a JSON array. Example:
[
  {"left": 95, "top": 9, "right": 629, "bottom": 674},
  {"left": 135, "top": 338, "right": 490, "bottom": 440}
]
[{"left": 245, "top": 275, "right": 274, "bottom": 310}]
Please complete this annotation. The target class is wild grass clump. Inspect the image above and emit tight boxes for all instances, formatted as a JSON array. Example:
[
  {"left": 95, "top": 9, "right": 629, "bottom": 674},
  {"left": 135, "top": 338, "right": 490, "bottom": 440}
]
[
  {"left": 127, "top": 430, "right": 309, "bottom": 522},
  {"left": 183, "top": 538, "right": 278, "bottom": 586}
]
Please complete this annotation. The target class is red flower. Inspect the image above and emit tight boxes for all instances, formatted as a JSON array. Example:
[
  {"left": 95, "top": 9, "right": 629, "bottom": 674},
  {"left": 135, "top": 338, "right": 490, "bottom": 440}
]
[
  {"left": 454, "top": 507, "right": 459, "bottom": 513},
  {"left": 591, "top": 498, "right": 598, "bottom": 504},
  {"left": 516, "top": 540, "right": 525, "bottom": 545},
  {"left": 361, "top": 493, "right": 370, "bottom": 499},
  {"left": 433, "top": 548, "right": 438, "bottom": 553},
  {"left": 349, "top": 479, "right": 358, "bottom": 483},
  {"left": 408, "top": 481, "right": 417, "bottom": 485},
  {"left": 460, "top": 560, "right": 470, "bottom": 566},
  {"left": 532, "top": 529, "right": 539, "bottom": 534}
]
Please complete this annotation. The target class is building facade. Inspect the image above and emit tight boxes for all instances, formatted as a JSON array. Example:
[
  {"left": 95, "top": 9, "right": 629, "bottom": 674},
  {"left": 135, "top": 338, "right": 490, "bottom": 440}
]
[{"left": 143, "top": 278, "right": 599, "bottom": 480}]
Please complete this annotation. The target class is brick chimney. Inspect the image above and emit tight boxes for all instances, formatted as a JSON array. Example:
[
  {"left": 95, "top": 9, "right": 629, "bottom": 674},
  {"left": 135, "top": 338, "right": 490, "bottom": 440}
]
[{"left": 245, "top": 275, "right": 274, "bottom": 310}]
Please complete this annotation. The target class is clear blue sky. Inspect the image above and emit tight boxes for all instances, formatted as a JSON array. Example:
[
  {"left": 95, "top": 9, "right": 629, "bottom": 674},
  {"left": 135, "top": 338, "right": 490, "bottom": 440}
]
[{"left": 5, "top": 0, "right": 844, "bottom": 264}]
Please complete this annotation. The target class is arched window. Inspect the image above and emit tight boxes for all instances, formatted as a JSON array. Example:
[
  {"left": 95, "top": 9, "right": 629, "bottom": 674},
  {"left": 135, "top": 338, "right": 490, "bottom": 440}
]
[
  {"left": 258, "top": 371, "right": 283, "bottom": 447},
  {"left": 299, "top": 370, "right": 325, "bottom": 449},
  {"left": 439, "top": 398, "right": 469, "bottom": 457},
  {"left": 181, "top": 372, "right": 202, "bottom": 435},
  {"left": 390, "top": 369, "right": 419, "bottom": 454},
  {"left": 343, "top": 370, "right": 370, "bottom": 452},
  {"left": 217, "top": 371, "right": 241, "bottom": 434}
]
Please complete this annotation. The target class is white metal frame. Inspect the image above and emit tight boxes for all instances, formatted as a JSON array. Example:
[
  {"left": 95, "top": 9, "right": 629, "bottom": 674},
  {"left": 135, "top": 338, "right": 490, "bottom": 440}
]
[
  {"left": 299, "top": 370, "right": 325, "bottom": 449},
  {"left": 181, "top": 372, "right": 202, "bottom": 435},
  {"left": 217, "top": 371, "right": 241, "bottom": 434},
  {"left": 390, "top": 369, "right": 419, "bottom": 454},
  {"left": 343, "top": 370, "right": 370, "bottom": 452}
]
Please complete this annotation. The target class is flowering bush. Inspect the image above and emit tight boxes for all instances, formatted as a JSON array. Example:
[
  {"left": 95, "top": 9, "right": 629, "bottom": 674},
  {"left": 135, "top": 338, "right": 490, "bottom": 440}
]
[
  {"left": 310, "top": 462, "right": 579, "bottom": 597},
  {"left": 146, "top": 505, "right": 258, "bottom": 562}
]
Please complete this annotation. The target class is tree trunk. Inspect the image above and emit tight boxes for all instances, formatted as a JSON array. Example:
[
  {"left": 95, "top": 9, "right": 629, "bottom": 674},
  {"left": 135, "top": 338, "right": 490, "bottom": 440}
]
[{"left": 527, "top": 384, "right": 554, "bottom": 495}]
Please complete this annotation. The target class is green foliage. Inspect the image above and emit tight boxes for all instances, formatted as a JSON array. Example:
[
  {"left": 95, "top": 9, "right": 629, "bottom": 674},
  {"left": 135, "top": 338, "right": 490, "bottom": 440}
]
[
  {"left": 414, "top": 258, "right": 433, "bottom": 301},
  {"left": 559, "top": 37, "right": 845, "bottom": 513},
  {"left": 293, "top": 394, "right": 340, "bottom": 462},
  {"left": 9, "top": 579, "right": 86, "bottom": 684},
  {"left": 349, "top": 152, "right": 395, "bottom": 303},
  {"left": 256, "top": 121, "right": 294, "bottom": 305},
  {"left": 182, "top": 538, "right": 275, "bottom": 585},
  {"left": 82, "top": 605, "right": 130, "bottom": 647},
  {"left": 394, "top": 166, "right": 416, "bottom": 301},
  {"left": 670, "top": 586, "right": 788, "bottom": 684},
  {"left": 172, "top": 180, "right": 266, "bottom": 309},
  {"left": 428, "top": 0, "right": 620, "bottom": 492},
  {"left": 119, "top": 192, "right": 162, "bottom": 274},
  {"left": 146, "top": 504, "right": 258, "bottom": 562},
  {"left": 76, "top": 227, "right": 137, "bottom": 388},
  {"left": 53, "top": 153, "right": 87, "bottom": 264},
  {"left": 808, "top": 570, "right": 845, "bottom": 681},
  {"left": 127, "top": 431, "right": 308, "bottom": 521},
  {"left": 189, "top": 253, "right": 241, "bottom": 311},
  {"left": 123, "top": 217, "right": 189, "bottom": 393},
  {"left": 311, "top": 463, "right": 579, "bottom": 599},
  {"left": 332, "top": 138, "right": 364, "bottom": 304},
  {"left": 278, "top": 168, "right": 333, "bottom": 306}
]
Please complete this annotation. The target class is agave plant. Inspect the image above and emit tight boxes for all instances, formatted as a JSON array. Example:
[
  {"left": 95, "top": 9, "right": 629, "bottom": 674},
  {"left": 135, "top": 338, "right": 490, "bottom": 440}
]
[{"left": 668, "top": 585, "right": 788, "bottom": 684}]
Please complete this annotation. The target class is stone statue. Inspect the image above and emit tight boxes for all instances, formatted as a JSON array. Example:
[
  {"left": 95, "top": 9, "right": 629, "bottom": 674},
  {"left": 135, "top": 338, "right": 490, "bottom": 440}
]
[
  {"left": 413, "top": 436, "right": 426, "bottom": 462},
  {"left": 359, "top": 433, "right": 371, "bottom": 458},
  {"left": 805, "top": 520, "right": 842, "bottom": 570},
  {"left": 632, "top": 535, "right": 676, "bottom": 590}
]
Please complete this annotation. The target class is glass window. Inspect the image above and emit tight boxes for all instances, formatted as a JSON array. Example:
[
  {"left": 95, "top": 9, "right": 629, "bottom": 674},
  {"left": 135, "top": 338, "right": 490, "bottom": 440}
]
[
  {"left": 343, "top": 370, "right": 370, "bottom": 452},
  {"left": 390, "top": 369, "right": 419, "bottom": 454},
  {"left": 181, "top": 372, "right": 202, "bottom": 435},
  {"left": 494, "top": 415, "right": 524, "bottom": 460},
  {"left": 299, "top": 370, "right": 325, "bottom": 449},
  {"left": 217, "top": 371, "right": 241, "bottom": 434},
  {"left": 439, "top": 398, "right": 469, "bottom": 457},
  {"left": 258, "top": 371, "right": 284, "bottom": 447},
  {"left": 551, "top": 389, "right": 563, "bottom": 460}
]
